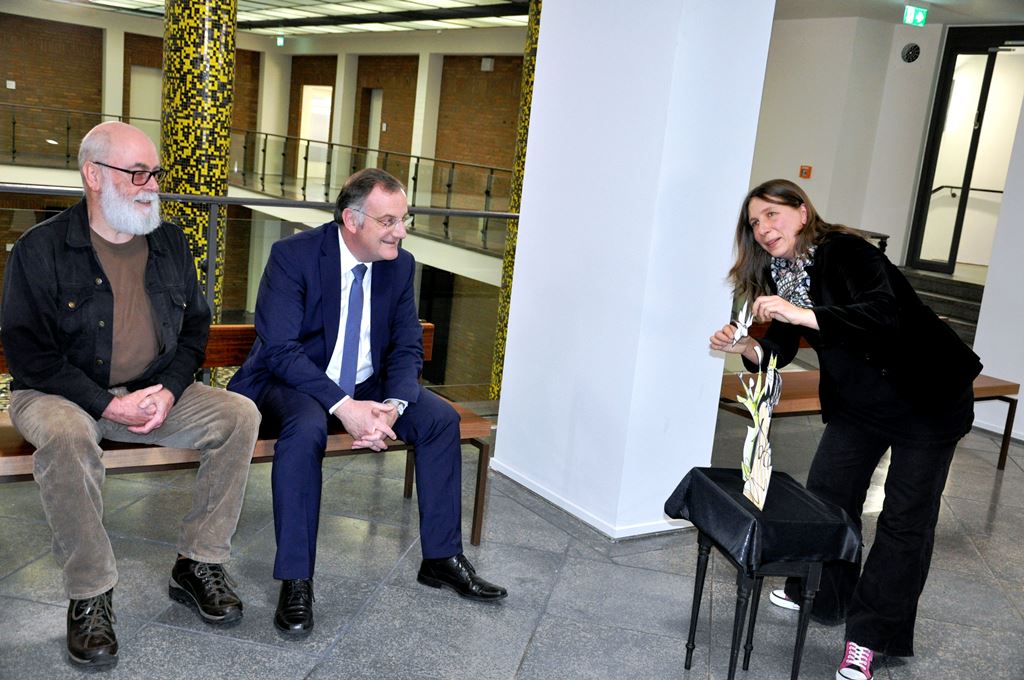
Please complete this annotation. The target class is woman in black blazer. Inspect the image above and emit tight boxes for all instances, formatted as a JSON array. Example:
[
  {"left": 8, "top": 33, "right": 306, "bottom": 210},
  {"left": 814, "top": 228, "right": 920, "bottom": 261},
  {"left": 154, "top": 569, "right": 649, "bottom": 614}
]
[{"left": 710, "top": 179, "right": 981, "bottom": 680}]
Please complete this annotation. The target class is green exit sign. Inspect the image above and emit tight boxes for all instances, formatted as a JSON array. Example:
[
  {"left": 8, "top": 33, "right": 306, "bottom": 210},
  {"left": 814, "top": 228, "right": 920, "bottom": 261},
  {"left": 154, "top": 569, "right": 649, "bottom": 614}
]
[{"left": 903, "top": 5, "right": 928, "bottom": 27}]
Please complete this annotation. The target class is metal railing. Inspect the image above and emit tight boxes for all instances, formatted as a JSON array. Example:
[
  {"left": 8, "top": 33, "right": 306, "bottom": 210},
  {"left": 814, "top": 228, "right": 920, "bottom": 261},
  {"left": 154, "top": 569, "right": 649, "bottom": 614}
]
[
  {"left": 0, "top": 182, "right": 515, "bottom": 314},
  {"left": 0, "top": 102, "right": 513, "bottom": 214}
]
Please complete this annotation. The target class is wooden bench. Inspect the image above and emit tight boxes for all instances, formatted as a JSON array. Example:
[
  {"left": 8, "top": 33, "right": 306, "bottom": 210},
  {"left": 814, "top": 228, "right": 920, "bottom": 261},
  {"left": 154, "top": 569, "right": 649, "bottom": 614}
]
[
  {"left": 719, "top": 370, "right": 1019, "bottom": 470},
  {"left": 0, "top": 323, "right": 496, "bottom": 545}
]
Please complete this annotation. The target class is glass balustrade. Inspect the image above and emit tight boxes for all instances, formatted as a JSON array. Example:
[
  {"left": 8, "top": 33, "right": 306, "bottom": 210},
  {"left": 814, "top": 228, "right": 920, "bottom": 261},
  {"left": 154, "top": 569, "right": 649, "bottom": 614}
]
[
  {"left": 0, "top": 186, "right": 507, "bottom": 405},
  {"left": 1, "top": 102, "right": 513, "bottom": 255}
]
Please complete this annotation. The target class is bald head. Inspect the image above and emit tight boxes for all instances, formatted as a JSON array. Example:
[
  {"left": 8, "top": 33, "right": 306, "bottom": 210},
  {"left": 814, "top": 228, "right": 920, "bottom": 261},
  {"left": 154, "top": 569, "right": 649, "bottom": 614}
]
[{"left": 78, "top": 122, "right": 156, "bottom": 181}]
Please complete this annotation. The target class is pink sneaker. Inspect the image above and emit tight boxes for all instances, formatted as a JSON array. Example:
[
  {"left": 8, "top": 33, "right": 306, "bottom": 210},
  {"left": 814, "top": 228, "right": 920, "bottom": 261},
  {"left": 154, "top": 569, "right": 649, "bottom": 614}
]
[{"left": 836, "top": 640, "right": 873, "bottom": 680}]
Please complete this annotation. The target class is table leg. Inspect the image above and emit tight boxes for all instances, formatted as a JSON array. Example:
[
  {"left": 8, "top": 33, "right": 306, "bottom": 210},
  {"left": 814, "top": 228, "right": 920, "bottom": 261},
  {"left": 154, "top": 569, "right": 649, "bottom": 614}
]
[
  {"left": 792, "top": 564, "right": 822, "bottom": 680},
  {"left": 685, "top": 532, "right": 712, "bottom": 670},
  {"left": 729, "top": 572, "right": 754, "bottom": 680},
  {"left": 997, "top": 396, "right": 1017, "bottom": 471},
  {"left": 743, "top": 576, "right": 764, "bottom": 670}
]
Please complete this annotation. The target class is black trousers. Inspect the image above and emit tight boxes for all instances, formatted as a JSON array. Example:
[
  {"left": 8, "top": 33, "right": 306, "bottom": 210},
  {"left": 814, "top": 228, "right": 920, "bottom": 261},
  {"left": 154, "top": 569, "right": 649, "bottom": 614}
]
[{"left": 784, "top": 415, "right": 957, "bottom": 657}]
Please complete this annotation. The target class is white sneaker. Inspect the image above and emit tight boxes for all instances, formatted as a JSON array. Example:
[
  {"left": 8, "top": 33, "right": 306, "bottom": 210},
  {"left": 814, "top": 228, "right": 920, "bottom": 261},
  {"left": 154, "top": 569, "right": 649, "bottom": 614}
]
[
  {"left": 836, "top": 640, "right": 874, "bottom": 680},
  {"left": 768, "top": 588, "right": 800, "bottom": 611}
]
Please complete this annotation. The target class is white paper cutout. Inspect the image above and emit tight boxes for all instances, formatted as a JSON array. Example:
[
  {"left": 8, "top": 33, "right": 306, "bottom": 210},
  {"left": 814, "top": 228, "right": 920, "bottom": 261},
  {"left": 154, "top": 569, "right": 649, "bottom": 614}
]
[
  {"left": 734, "top": 345, "right": 781, "bottom": 510},
  {"left": 731, "top": 300, "right": 754, "bottom": 348}
]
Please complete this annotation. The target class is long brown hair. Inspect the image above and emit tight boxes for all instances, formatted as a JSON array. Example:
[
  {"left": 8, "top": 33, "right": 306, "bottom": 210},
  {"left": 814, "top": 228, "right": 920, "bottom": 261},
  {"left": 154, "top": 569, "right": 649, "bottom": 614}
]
[{"left": 728, "top": 179, "right": 854, "bottom": 300}]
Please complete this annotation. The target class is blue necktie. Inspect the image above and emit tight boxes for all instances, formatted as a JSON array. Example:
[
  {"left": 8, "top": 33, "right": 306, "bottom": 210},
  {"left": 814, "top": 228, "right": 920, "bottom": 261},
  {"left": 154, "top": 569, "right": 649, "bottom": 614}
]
[{"left": 338, "top": 263, "right": 367, "bottom": 397}]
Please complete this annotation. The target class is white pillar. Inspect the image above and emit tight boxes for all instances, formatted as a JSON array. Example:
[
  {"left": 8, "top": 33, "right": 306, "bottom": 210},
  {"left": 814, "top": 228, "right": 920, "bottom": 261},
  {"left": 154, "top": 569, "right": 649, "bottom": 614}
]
[
  {"left": 102, "top": 27, "right": 124, "bottom": 120},
  {"left": 410, "top": 52, "right": 444, "bottom": 207},
  {"left": 972, "top": 101, "right": 1024, "bottom": 441},
  {"left": 257, "top": 50, "right": 291, "bottom": 137},
  {"left": 492, "top": 0, "right": 776, "bottom": 538},
  {"left": 330, "top": 53, "right": 359, "bottom": 190},
  {"left": 331, "top": 52, "right": 359, "bottom": 147}
]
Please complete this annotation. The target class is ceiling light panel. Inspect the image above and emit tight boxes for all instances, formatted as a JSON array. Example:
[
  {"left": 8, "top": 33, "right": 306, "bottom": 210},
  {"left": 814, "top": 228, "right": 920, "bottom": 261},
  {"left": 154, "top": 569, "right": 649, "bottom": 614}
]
[
  {"left": 401, "top": 0, "right": 473, "bottom": 8},
  {"left": 390, "top": 20, "right": 469, "bottom": 29}
]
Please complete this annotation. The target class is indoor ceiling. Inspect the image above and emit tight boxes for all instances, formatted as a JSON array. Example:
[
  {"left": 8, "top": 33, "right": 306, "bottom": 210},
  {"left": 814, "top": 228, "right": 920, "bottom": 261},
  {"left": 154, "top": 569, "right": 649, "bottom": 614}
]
[
  {"left": 53, "top": 0, "right": 530, "bottom": 34},
  {"left": 45, "top": 0, "right": 1024, "bottom": 35},
  {"left": 774, "top": 0, "right": 1024, "bottom": 25}
]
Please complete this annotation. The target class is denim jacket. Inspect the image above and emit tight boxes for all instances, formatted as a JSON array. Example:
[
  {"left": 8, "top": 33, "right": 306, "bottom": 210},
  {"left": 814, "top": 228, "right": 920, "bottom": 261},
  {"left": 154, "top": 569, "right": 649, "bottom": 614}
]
[{"left": 1, "top": 200, "right": 210, "bottom": 419}]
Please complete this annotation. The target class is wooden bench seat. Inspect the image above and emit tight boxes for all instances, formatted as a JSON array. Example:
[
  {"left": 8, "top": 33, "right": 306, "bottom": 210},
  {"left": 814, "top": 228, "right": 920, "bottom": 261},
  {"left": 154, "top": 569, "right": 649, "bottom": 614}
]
[
  {"left": 0, "top": 322, "right": 495, "bottom": 545},
  {"left": 719, "top": 370, "right": 1019, "bottom": 470}
]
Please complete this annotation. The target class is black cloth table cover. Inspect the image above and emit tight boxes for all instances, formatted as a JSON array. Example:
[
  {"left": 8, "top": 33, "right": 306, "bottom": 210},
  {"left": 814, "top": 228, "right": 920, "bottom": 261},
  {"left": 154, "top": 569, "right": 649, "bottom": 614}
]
[{"left": 664, "top": 467, "right": 860, "bottom": 574}]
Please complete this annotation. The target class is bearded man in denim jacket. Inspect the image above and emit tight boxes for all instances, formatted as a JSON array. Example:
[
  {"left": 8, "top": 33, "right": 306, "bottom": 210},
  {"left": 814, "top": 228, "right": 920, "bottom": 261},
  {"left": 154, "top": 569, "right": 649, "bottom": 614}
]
[{"left": 1, "top": 122, "right": 260, "bottom": 671}]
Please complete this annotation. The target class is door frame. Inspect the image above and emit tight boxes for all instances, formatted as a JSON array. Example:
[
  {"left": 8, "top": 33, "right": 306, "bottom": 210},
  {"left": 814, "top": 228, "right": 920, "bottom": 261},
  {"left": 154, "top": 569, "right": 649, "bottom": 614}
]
[{"left": 907, "top": 25, "right": 1024, "bottom": 273}]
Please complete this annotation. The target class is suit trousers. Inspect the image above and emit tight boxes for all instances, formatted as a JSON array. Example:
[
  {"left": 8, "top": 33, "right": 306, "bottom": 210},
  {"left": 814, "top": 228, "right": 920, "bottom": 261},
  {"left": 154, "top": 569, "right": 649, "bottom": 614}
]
[
  {"left": 9, "top": 383, "right": 260, "bottom": 600},
  {"left": 783, "top": 415, "right": 957, "bottom": 656},
  {"left": 260, "top": 377, "right": 463, "bottom": 580}
]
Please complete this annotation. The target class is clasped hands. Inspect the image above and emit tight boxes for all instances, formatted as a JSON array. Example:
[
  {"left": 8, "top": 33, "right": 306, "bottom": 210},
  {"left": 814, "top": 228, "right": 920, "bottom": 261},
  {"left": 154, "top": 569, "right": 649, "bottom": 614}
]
[
  {"left": 709, "top": 295, "right": 818, "bottom": 360},
  {"left": 101, "top": 384, "right": 175, "bottom": 434},
  {"left": 334, "top": 399, "right": 398, "bottom": 452}
]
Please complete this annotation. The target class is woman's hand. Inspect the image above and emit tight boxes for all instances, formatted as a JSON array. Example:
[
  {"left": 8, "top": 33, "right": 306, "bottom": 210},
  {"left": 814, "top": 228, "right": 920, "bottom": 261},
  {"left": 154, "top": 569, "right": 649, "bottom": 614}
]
[
  {"left": 752, "top": 295, "right": 819, "bottom": 330},
  {"left": 709, "top": 324, "right": 762, "bottom": 363}
]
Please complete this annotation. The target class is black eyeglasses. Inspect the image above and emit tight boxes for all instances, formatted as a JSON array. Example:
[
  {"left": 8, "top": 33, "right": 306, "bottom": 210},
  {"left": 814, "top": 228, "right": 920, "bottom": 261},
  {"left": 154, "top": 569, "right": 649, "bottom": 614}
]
[
  {"left": 351, "top": 208, "right": 414, "bottom": 231},
  {"left": 92, "top": 161, "right": 168, "bottom": 186}
]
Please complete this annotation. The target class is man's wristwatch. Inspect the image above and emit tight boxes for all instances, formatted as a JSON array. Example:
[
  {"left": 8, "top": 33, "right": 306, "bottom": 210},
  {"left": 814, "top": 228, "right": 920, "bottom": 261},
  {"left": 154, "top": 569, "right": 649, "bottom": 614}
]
[{"left": 384, "top": 399, "right": 406, "bottom": 417}]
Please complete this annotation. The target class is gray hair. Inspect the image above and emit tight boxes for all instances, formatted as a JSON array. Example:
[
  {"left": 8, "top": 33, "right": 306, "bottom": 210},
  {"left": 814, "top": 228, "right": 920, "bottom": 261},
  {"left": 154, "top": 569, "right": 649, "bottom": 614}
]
[
  {"left": 77, "top": 122, "right": 117, "bottom": 175},
  {"left": 334, "top": 168, "right": 405, "bottom": 225}
]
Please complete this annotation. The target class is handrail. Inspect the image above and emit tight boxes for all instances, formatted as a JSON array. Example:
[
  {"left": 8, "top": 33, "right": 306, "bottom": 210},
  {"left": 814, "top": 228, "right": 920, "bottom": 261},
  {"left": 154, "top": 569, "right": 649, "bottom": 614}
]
[
  {"left": 930, "top": 184, "right": 1004, "bottom": 195},
  {"left": 0, "top": 182, "right": 518, "bottom": 221},
  {"left": 0, "top": 102, "right": 512, "bottom": 174},
  {"left": 0, "top": 181, "right": 518, "bottom": 313}
]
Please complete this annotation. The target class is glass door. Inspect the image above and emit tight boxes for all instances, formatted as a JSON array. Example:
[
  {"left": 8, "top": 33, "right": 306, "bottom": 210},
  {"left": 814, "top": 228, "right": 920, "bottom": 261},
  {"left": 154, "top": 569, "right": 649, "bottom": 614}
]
[{"left": 907, "top": 26, "right": 1024, "bottom": 277}]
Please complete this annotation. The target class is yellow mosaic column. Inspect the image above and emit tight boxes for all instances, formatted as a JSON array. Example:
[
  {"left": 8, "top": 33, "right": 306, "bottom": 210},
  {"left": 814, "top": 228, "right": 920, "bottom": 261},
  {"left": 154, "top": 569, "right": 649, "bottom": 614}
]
[
  {"left": 161, "top": 0, "right": 237, "bottom": 319},
  {"left": 489, "top": 0, "right": 541, "bottom": 400}
]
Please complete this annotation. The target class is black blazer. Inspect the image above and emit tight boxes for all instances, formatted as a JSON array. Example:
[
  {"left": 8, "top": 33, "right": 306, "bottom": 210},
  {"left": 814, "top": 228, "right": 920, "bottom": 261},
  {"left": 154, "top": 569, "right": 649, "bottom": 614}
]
[{"left": 746, "top": 233, "right": 982, "bottom": 422}]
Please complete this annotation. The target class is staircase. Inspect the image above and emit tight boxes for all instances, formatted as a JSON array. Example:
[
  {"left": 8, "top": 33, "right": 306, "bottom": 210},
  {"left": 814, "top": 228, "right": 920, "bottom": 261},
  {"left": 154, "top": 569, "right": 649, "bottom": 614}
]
[{"left": 901, "top": 268, "right": 983, "bottom": 347}]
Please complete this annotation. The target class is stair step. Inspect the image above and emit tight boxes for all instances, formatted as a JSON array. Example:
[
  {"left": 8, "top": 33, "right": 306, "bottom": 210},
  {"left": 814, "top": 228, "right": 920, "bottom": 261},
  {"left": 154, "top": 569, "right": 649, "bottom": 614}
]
[
  {"left": 918, "top": 290, "right": 981, "bottom": 323},
  {"left": 900, "top": 268, "right": 984, "bottom": 302},
  {"left": 942, "top": 317, "right": 976, "bottom": 347}
]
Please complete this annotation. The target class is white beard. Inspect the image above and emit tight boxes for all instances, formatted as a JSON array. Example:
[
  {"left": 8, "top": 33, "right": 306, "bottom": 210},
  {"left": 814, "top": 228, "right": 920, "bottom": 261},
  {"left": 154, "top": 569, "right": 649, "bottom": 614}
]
[{"left": 99, "top": 174, "right": 161, "bottom": 236}]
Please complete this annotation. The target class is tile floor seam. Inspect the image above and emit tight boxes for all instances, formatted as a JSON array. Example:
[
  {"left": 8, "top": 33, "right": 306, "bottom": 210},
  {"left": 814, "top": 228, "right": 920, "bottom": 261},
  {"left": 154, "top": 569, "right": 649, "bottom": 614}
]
[
  {"left": 307, "top": 534, "right": 423, "bottom": 670},
  {"left": 512, "top": 539, "right": 574, "bottom": 678}
]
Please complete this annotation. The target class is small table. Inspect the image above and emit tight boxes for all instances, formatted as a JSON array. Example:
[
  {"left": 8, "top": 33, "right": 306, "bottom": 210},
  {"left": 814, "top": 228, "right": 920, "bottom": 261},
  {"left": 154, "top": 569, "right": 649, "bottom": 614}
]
[{"left": 665, "top": 467, "right": 860, "bottom": 680}]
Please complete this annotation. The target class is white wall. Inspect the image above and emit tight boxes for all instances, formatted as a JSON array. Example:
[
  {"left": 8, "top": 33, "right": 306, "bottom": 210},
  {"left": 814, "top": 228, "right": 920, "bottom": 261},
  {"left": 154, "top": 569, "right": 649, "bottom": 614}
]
[
  {"left": 972, "top": 99, "right": 1024, "bottom": 440},
  {"left": 753, "top": 18, "right": 944, "bottom": 262},
  {"left": 493, "top": 0, "right": 774, "bottom": 538},
  {"left": 860, "top": 24, "right": 943, "bottom": 262}
]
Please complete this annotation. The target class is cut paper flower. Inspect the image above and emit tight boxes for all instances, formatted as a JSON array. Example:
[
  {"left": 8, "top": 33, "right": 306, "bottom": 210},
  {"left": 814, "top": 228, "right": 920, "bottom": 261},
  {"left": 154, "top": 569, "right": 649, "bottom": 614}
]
[
  {"left": 731, "top": 300, "right": 754, "bottom": 348},
  {"left": 734, "top": 345, "right": 781, "bottom": 510}
]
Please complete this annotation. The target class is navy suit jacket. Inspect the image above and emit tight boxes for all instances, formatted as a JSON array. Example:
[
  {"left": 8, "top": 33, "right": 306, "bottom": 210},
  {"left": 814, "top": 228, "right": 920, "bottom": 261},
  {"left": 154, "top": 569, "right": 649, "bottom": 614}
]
[{"left": 227, "top": 221, "right": 423, "bottom": 411}]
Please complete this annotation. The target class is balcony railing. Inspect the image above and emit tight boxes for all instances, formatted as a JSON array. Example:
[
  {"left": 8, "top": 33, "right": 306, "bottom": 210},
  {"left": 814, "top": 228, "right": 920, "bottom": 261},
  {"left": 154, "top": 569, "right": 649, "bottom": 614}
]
[
  {"left": 0, "top": 181, "right": 515, "bottom": 401},
  {"left": 0, "top": 102, "right": 514, "bottom": 253}
]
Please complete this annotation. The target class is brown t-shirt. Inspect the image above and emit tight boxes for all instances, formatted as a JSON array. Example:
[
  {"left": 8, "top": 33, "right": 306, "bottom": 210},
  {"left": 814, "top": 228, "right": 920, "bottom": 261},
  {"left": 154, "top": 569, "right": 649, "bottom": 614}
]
[{"left": 90, "top": 230, "right": 159, "bottom": 386}]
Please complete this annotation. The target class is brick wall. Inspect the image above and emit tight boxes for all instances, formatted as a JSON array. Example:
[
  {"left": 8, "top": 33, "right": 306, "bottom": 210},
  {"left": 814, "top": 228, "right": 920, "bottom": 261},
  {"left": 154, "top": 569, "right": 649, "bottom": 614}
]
[
  {"left": 0, "top": 13, "right": 103, "bottom": 163},
  {"left": 432, "top": 56, "right": 522, "bottom": 209},
  {"left": 233, "top": 50, "right": 261, "bottom": 131},
  {"left": 222, "top": 204, "right": 252, "bottom": 316},
  {"left": 444, "top": 275, "right": 499, "bottom": 401},
  {"left": 123, "top": 33, "right": 260, "bottom": 132},
  {"left": 351, "top": 56, "right": 418, "bottom": 184},
  {"left": 435, "top": 56, "right": 522, "bottom": 168},
  {"left": 122, "top": 33, "right": 163, "bottom": 121}
]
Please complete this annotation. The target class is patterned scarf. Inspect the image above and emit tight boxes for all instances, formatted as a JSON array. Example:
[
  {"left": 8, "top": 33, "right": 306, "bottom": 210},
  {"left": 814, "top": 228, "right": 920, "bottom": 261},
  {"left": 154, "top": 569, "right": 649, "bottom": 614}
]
[{"left": 770, "top": 246, "right": 816, "bottom": 309}]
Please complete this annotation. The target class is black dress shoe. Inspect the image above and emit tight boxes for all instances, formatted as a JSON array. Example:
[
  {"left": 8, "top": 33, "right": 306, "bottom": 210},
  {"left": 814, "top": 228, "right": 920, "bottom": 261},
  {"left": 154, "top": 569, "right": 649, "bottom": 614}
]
[
  {"left": 169, "top": 558, "right": 243, "bottom": 625},
  {"left": 417, "top": 553, "right": 508, "bottom": 602},
  {"left": 67, "top": 589, "right": 118, "bottom": 669},
  {"left": 275, "top": 578, "right": 314, "bottom": 637}
]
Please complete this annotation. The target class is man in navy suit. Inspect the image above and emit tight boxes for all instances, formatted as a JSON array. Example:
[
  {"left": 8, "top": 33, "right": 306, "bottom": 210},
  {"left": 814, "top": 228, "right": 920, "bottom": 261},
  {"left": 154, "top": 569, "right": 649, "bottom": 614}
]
[{"left": 228, "top": 168, "right": 506, "bottom": 637}]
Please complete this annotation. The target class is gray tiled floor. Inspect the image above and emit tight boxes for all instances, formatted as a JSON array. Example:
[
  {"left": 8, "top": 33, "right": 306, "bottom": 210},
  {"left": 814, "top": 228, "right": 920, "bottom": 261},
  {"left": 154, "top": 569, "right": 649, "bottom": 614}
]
[{"left": 1, "top": 411, "right": 1022, "bottom": 678}]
